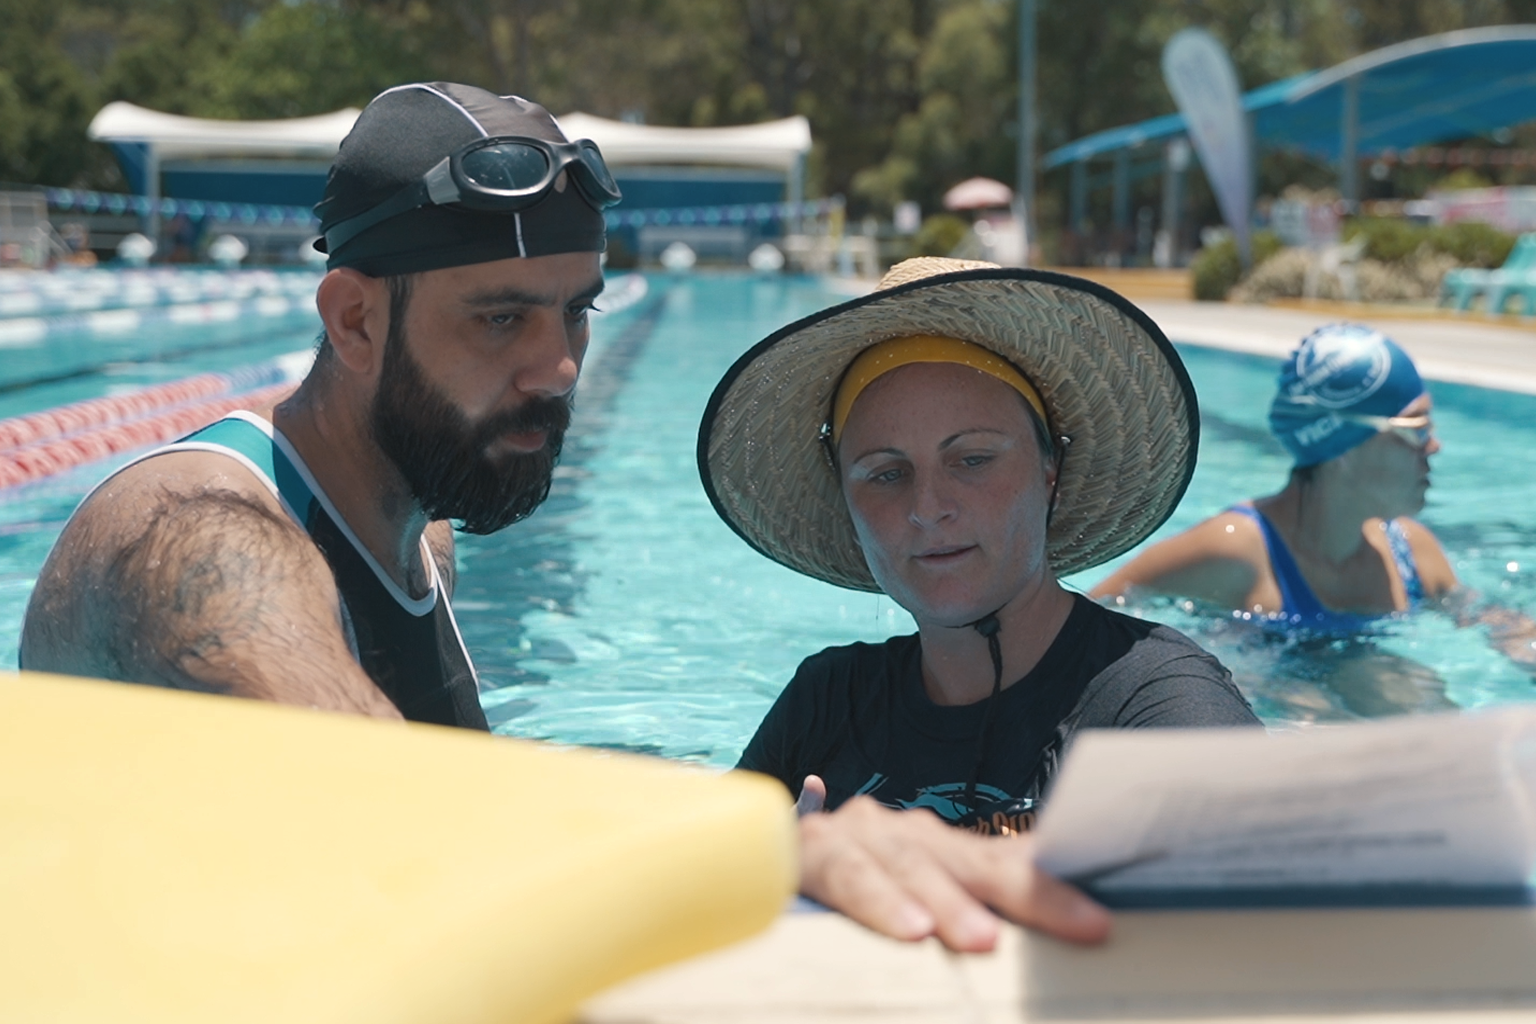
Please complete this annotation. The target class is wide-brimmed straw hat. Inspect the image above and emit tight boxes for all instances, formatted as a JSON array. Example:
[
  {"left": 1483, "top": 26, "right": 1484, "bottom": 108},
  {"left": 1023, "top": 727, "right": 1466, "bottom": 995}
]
[{"left": 696, "top": 257, "right": 1200, "bottom": 590}]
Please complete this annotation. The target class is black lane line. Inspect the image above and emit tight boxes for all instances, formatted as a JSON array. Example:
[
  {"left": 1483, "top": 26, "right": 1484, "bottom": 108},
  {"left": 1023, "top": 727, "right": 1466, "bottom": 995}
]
[
  {"left": 452, "top": 285, "right": 673, "bottom": 694},
  {"left": 567, "top": 287, "right": 673, "bottom": 439},
  {"left": 498, "top": 286, "right": 672, "bottom": 525}
]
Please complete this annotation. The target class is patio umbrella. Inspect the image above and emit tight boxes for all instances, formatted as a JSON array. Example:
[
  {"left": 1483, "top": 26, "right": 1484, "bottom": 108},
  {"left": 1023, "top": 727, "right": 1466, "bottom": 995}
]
[{"left": 943, "top": 177, "right": 1014, "bottom": 211}]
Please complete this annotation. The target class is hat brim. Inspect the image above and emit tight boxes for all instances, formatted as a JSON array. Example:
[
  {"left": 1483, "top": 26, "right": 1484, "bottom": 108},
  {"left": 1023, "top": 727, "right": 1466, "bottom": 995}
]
[{"left": 697, "top": 267, "right": 1199, "bottom": 591}]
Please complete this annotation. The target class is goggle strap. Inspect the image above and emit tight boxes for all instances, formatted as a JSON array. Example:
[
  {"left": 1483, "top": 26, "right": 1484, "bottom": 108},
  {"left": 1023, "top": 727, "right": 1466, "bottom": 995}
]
[
  {"left": 424, "top": 158, "right": 458, "bottom": 206},
  {"left": 323, "top": 181, "right": 431, "bottom": 254}
]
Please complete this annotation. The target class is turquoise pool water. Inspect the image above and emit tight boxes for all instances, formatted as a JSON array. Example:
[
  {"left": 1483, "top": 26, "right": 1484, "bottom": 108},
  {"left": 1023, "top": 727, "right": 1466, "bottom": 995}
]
[{"left": 3, "top": 270, "right": 1536, "bottom": 766}]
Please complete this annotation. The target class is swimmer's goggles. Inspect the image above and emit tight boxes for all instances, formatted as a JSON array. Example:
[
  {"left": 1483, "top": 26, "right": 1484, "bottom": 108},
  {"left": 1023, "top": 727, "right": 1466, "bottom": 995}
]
[
  {"left": 322, "top": 136, "right": 622, "bottom": 254},
  {"left": 1340, "top": 412, "right": 1434, "bottom": 449}
]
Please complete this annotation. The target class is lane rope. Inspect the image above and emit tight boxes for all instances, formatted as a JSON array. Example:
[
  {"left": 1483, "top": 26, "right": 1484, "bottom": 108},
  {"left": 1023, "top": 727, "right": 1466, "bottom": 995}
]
[
  {"left": 0, "top": 361, "right": 295, "bottom": 453},
  {"left": 0, "top": 383, "right": 296, "bottom": 491},
  {"left": 0, "top": 272, "right": 646, "bottom": 490}
]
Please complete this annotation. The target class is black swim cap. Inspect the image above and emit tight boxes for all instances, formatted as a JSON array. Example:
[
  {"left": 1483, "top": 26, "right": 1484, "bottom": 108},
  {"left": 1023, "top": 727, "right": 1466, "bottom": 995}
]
[{"left": 314, "top": 83, "right": 607, "bottom": 276}]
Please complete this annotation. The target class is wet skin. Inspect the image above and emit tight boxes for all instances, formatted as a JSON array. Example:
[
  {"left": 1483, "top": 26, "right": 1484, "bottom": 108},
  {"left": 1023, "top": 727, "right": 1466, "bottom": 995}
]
[{"left": 1088, "top": 392, "right": 1469, "bottom": 717}]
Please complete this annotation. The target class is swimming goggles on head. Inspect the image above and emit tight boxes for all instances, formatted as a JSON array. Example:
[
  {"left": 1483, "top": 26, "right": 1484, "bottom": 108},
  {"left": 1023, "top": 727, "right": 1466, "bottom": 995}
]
[
  {"left": 1339, "top": 412, "right": 1434, "bottom": 449},
  {"left": 322, "top": 135, "right": 623, "bottom": 254}
]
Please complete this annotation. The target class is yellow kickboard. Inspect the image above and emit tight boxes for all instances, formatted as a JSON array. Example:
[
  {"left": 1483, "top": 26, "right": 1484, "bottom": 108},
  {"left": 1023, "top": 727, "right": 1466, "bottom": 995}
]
[{"left": 0, "top": 671, "right": 796, "bottom": 1024}]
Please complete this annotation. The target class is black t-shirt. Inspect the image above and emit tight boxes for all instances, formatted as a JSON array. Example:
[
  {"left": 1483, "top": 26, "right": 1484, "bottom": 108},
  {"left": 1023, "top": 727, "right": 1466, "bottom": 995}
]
[{"left": 738, "top": 594, "right": 1259, "bottom": 834}]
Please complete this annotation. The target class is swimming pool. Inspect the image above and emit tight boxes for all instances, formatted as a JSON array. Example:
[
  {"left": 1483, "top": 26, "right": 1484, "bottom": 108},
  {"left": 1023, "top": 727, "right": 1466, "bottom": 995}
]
[{"left": 3, "top": 270, "right": 1536, "bottom": 765}]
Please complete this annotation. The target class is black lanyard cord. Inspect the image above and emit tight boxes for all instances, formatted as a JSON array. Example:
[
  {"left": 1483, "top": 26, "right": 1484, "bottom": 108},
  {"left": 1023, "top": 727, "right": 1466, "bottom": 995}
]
[{"left": 963, "top": 610, "right": 1005, "bottom": 813}]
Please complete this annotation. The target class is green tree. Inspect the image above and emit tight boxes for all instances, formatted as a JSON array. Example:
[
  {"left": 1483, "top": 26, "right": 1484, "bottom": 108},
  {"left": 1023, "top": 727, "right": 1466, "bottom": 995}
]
[
  {"left": 5, "top": 0, "right": 1536, "bottom": 221},
  {"left": 0, "top": 0, "right": 102, "bottom": 186},
  {"left": 195, "top": 3, "right": 433, "bottom": 119},
  {"left": 852, "top": 0, "right": 1010, "bottom": 213},
  {"left": 93, "top": 0, "right": 246, "bottom": 116}
]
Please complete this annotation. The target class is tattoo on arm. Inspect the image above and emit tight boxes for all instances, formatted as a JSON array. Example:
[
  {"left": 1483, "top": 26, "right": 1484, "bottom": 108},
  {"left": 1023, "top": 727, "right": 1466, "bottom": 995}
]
[{"left": 23, "top": 487, "right": 399, "bottom": 716}]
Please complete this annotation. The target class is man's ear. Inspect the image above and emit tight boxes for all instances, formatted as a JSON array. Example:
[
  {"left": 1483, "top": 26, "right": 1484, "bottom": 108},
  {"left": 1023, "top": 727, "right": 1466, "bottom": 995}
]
[{"left": 316, "top": 268, "right": 389, "bottom": 375}]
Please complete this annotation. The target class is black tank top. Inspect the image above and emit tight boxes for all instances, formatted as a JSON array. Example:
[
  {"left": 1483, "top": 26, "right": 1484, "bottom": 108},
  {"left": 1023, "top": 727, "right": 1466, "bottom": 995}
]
[{"left": 161, "top": 412, "right": 488, "bottom": 730}]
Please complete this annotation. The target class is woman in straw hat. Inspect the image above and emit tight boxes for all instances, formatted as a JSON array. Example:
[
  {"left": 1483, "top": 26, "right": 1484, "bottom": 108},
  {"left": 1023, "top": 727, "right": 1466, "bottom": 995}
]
[{"left": 699, "top": 257, "right": 1260, "bottom": 836}]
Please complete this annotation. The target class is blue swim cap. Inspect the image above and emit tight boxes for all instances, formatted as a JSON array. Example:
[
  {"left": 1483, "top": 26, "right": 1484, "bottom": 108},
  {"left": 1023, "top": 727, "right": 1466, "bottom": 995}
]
[{"left": 1268, "top": 324, "right": 1425, "bottom": 467}]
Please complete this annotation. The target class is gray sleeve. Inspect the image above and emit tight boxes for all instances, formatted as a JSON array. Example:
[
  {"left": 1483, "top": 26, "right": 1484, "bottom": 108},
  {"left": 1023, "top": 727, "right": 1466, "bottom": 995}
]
[{"left": 1077, "top": 627, "right": 1261, "bottom": 730}]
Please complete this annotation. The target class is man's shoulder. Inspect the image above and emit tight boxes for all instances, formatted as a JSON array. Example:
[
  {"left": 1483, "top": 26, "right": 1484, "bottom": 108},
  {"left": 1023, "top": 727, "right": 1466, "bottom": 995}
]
[
  {"left": 22, "top": 448, "right": 316, "bottom": 673},
  {"left": 72, "top": 447, "right": 289, "bottom": 538}
]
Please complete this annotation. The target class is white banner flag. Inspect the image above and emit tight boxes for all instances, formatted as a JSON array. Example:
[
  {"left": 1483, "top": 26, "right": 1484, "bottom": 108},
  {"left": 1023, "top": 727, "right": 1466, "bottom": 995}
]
[{"left": 1162, "top": 28, "right": 1253, "bottom": 264}]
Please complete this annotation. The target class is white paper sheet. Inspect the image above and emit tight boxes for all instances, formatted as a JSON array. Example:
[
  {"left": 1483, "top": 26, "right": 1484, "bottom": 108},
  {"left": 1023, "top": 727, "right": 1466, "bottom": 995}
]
[{"left": 1033, "top": 710, "right": 1536, "bottom": 900}]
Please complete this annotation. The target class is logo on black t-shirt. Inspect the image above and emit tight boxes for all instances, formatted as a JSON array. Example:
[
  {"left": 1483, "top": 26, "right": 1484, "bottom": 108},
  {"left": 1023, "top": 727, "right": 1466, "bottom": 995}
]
[{"left": 859, "top": 775, "right": 1039, "bottom": 836}]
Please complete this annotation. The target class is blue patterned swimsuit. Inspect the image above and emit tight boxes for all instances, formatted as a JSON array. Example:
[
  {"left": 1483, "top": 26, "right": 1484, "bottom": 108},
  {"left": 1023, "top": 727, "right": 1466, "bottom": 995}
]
[{"left": 1228, "top": 504, "right": 1424, "bottom": 634}]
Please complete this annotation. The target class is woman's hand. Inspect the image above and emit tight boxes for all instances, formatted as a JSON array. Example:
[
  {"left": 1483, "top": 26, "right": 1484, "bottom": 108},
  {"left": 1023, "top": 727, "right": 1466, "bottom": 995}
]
[
  {"left": 795, "top": 774, "right": 827, "bottom": 816},
  {"left": 795, "top": 793, "right": 1111, "bottom": 953}
]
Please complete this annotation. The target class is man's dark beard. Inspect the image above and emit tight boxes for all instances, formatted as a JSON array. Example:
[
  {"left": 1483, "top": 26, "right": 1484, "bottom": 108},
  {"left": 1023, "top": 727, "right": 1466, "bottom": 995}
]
[{"left": 370, "top": 322, "right": 571, "bottom": 535}]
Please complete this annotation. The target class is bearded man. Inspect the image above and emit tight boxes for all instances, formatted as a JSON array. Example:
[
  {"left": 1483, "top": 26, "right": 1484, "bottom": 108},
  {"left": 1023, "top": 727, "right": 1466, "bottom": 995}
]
[{"left": 18, "top": 83, "right": 1111, "bottom": 953}]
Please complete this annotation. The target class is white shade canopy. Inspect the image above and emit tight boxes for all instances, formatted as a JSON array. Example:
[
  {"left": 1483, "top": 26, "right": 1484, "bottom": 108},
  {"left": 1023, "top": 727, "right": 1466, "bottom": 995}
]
[
  {"left": 87, "top": 102, "right": 813, "bottom": 212},
  {"left": 87, "top": 102, "right": 362, "bottom": 161},
  {"left": 554, "top": 113, "right": 812, "bottom": 171},
  {"left": 89, "top": 102, "right": 812, "bottom": 171}
]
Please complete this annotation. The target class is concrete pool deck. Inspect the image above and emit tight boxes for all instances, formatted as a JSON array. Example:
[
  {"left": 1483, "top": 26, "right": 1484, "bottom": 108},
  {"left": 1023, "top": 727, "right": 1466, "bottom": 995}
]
[
  {"left": 1141, "top": 299, "right": 1536, "bottom": 395},
  {"left": 581, "top": 909, "right": 1536, "bottom": 1023},
  {"left": 821, "top": 275, "right": 1536, "bottom": 394}
]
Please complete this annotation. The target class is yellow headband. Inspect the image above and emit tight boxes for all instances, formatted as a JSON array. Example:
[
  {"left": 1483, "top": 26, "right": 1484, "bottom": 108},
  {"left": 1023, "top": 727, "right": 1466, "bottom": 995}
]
[{"left": 830, "top": 335, "right": 1048, "bottom": 445}]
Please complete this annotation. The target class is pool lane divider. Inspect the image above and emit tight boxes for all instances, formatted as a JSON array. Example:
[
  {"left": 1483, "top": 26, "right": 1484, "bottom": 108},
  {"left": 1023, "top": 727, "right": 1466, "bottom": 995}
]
[
  {"left": 0, "top": 268, "right": 635, "bottom": 353},
  {"left": 568, "top": 282, "right": 669, "bottom": 429},
  {"left": 0, "top": 268, "right": 320, "bottom": 319},
  {"left": 0, "top": 292, "right": 317, "bottom": 350},
  {"left": 0, "top": 352, "right": 312, "bottom": 491},
  {"left": 0, "top": 323, "right": 322, "bottom": 398},
  {"left": 0, "top": 271, "right": 650, "bottom": 489},
  {"left": 0, "top": 384, "right": 297, "bottom": 490}
]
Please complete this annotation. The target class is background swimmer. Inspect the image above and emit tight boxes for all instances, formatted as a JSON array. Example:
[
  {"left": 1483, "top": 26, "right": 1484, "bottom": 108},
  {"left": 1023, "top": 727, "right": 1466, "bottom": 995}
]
[{"left": 1094, "top": 323, "right": 1536, "bottom": 716}]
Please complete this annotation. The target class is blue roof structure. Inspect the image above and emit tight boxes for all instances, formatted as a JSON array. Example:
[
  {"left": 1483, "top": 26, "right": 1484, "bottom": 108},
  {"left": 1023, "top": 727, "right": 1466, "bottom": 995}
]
[{"left": 1044, "top": 26, "right": 1536, "bottom": 169}]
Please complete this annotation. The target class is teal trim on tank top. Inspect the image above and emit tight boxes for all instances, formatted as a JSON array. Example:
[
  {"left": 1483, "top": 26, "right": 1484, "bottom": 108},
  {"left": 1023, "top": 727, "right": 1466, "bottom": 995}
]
[{"left": 180, "top": 416, "right": 315, "bottom": 526}]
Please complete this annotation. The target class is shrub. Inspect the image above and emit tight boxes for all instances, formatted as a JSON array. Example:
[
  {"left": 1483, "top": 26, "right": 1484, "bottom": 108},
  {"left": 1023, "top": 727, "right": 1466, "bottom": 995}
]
[
  {"left": 1191, "top": 229, "right": 1282, "bottom": 301},
  {"left": 1432, "top": 168, "right": 1493, "bottom": 192},
  {"left": 1342, "top": 217, "right": 1515, "bottom": 269},
  {"left": 1228, "top": 248, "right": 1311, "bottom": 303},
  {"left": 911, "top": 214, "right": 970, "bottom": 257},
  {"left": 1343, "top": 217, "right": 1425, "bottom": 264},
  {"left": 1229, "top": 244, "right": 1460, "bottom": 304},
  {"left": 1223, "top": 217, "right": 1513, "bottom": 305},
  {"left": 1427, "top": 221, "right": 1515, "bottom": 268}
]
